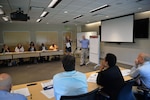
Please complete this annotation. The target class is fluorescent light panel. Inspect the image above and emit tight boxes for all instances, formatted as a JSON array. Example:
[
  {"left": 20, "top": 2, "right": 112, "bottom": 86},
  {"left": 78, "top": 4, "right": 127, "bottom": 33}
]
[
  {"left": 2, "top": 16, "right": 9, "bottom": 21},
  {"left": 90, "top": 4, "right": 110, "bottom": 13},
  {"left": 0, "top": 8, "right": 4, "bottom": 14},
  {"left": 73, "top": 15, "right": 83, "bottom": 19},
  {"left": 40, "top": 11, "right": 49, "bottom": 17},
  {"left": 48, "top": 0, "right": 62, "bottom": 8},
  {"left": 36, "top": 19, "right": 42, "bottom": 22},
  {"left": 62, "top": 21, "right": 69, "bottom": 23}
]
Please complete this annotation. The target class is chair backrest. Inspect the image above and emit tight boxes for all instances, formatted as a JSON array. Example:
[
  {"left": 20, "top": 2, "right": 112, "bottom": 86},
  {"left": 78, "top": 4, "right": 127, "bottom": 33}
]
[
  {"left": 117, "top": 79, "right": 136, "bottom": 100},
  {"left": 60, "top": 88, "right": 99, "bottom": 100}
]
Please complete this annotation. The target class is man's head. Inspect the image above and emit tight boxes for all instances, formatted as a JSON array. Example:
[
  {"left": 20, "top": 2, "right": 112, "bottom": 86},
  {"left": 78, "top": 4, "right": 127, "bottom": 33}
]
[
  {"left": 0, "top": 73, "right": 12, "bottom": 92},
  {"left": 62, "top": 55, "right": 75, "bottom": 71},
  {"left": 137, "top": 53, "right": 150, "bottom": 64},
  {"left": 104, "top": 53, "right": 117, "bottom": 67},
  {"left": 82, "top": 35, "right": 85, "bottom": 40}
]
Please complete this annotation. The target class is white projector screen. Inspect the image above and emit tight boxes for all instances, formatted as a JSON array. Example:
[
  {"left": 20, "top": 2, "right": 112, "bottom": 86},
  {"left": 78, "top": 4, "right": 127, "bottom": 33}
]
[{"left": 101, "top": 14, "right": 134, "bottom": 42}]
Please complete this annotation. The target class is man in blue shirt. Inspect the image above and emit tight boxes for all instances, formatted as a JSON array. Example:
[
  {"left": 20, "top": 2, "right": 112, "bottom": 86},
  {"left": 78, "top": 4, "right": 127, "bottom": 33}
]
[
  {"left": 80, "top": 35, "right": 89, "bottom": 66},
  {"left": 0, "top": 73, "right": 27, "bottom": 100},
  {"left": 53, "top": 55, "right": 88, "bottom": 100},
  {"left": 130, "top": 53, "right": 150, "bottom": 89}
]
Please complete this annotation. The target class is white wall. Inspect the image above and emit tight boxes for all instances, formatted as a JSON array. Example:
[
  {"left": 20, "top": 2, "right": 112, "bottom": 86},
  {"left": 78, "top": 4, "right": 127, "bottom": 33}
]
[
  {"left": 82, "top": 11, "right": 150, "bottom": 66},
  {"left": 0, "top": 23, "right": 77, "bottom": 50}
]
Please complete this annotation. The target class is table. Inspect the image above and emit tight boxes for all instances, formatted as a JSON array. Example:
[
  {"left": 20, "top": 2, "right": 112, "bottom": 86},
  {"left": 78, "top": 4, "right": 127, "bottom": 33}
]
[
  {"left": 0, "top": 50, "right": 64, "bottom": 60},
  {"left": 12, "top": 51, "right": 40, "bottom": 59},
  {"left": 0, "top": 53, "right": 12, "bottom": 60},
  {"left": 12, "top": 68, "right": 131, "bottom": 100},
  {"left": 40, "top": 50, "right": 63, "bottom": 56}
]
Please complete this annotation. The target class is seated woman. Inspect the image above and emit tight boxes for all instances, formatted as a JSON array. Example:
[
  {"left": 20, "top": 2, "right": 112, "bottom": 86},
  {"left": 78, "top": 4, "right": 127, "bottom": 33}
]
[
  {"left": 39, "top": 43, "right": 49, "bottom": 62},
  {"left": 28, "top": 41, "right": 37, "bottom": 63},
  {"left": 15, "top": 43, "right": 24, "bottom": 64},
  {"left": 49, "top": 43, "right": 59, "bottom": 61},
  {"left": 1, "top": 44, "right": 10, "bottom": 53},
  {"left": 49, "top": 43, "right": 58, "bottom": 51},
  {"left": 1, "top": 44, "right": 11, "bottom": 66}
]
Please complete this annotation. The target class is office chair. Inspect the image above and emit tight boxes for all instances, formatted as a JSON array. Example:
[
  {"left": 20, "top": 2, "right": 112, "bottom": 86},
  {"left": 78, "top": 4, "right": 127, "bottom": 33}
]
[
  {"left": 137, "top": 86, "right": 150, "bottom": 100},
  {"left": 60, "top": 88, "right": 109, "bottom": 100},
  {"left": 117, "top": 79, "right": 136, "bottom": 100}
]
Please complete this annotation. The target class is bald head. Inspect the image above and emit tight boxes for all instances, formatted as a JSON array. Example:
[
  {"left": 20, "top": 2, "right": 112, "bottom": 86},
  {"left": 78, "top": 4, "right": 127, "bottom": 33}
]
[
  {"left": 0, "top": 73, "right": 12, "bottom": 91},
  {"left": 137, "top": 53, "right": 150, "bottom": 64}
]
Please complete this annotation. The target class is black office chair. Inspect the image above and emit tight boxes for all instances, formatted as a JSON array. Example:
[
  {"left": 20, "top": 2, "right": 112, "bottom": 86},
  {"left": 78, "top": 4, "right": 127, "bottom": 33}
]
[
  {"left": 137, "top": 86, "right": 150, "bottom": 100},
  {"left": 60, "top": 88, "right": 110, "bottom": 100},
  {"left": 117, "top": 79, "right": 136, "bottom": 100}
]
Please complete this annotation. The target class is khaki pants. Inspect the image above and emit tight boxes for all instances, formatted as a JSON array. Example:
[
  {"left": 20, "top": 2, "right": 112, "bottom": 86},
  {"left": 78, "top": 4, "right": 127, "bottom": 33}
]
[{"left": 80, "top": 48, "right": 88, "bottom": 65}]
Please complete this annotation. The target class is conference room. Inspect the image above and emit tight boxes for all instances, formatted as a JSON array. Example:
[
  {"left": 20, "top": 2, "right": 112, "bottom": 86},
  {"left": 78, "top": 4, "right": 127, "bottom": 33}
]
[{"left": 0, "top": 0, "right": 150, "bottom": 100}]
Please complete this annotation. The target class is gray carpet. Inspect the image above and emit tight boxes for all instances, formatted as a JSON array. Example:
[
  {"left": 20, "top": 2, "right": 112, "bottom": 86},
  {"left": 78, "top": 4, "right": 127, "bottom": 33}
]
[{"left": 0, "top": 57, "right": 132, "bottom": 85}]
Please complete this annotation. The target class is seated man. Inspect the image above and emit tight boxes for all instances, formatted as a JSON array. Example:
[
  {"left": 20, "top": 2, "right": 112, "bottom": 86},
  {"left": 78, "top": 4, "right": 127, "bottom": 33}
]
[
  {"left": 96, "top": 53, "right": 124, "bottom": 100},
  {"left": 53, "top": 55, "right": 88, "bottom": 100},
  {"left": 130, "top": 53, "right": 150, "bottom": 95},
  {"left": 0, "top": 73, "right": 27, "bottom": 100}
]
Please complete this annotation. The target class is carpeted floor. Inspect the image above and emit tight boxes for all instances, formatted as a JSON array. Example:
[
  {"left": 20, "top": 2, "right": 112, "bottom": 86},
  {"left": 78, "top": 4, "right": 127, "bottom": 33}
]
[{"left": 0, "top": 57, "right": 132, "bottom": 85}]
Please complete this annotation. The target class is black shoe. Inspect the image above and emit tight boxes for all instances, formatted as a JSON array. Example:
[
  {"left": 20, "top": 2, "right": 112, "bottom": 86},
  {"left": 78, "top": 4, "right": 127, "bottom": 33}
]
[{"left": 80, "top": 64, "right": 85, "bottom": 66}]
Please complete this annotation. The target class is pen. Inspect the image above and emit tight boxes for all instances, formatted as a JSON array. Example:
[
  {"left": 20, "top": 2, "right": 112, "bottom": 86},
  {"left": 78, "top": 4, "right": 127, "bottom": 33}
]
[{"left": 27, "top": 83, "right": 37, "bottom": 86}]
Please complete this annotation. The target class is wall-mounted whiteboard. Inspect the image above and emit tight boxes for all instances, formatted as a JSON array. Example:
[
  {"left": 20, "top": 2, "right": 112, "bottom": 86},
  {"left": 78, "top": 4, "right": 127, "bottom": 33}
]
[{"left": 77, "top": 32, "right": 97, "bottom": 48}]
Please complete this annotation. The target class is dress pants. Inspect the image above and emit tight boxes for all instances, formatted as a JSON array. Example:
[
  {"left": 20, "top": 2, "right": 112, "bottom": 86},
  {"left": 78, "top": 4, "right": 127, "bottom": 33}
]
[{"left": 80, "top": 48, "right": 88, "bottom": 65}]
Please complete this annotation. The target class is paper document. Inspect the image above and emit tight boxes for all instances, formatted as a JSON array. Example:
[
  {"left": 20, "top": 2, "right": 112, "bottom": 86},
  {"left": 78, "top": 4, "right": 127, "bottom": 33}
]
[
  {"left": 12, "top": 87, "right": 30, "bottom": 97},
  {"left": 87, "top": 73, "right": 98, "bottom": 83},
  {"left": 41, "top": 80, "right": 53, "bottom": 88},
  {"left": 41, "top": 89, "right": 54, "bottom": 99},
  {"left": 121, "top": 69, "right": 131, "bottom": 76}
]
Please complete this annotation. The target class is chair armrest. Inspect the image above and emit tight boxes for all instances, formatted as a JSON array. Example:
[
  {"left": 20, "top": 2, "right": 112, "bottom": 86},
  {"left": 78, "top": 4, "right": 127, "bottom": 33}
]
[
  {"left": 97, "top": 89, "right": 110, "bottom": 99},
  {"left": 137, "top": 86, "right": 150, "bottom": 93}
]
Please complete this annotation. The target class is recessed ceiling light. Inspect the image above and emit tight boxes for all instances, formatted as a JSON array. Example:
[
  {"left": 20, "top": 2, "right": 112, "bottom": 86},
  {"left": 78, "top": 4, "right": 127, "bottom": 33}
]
[
  {"left": 90, "top": 4, "right": 110, "bottom": 13},
  {"left": 2, "top": 16, "right": 9, "bottom": 21},
  {"left": 36, "top": 19, "right": 42, "bottom": 22},
  {"left": 106, "top": 16, "right": 109, "bottom": 18},
  {"left": 48, "top": 0, "right": 62, "bottom": 8},
  {"left": 64, "top": 11, "right": 68, "bottom": 13},
  {"left": 138, "top": 7, "right": 142, "bottom": 10}
]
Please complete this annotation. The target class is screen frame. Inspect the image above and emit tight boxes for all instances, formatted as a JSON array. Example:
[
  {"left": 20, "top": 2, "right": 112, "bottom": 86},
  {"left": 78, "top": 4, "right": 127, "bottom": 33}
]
[{"left": 100, "top": 14, "right": 135, "bottom": 43}]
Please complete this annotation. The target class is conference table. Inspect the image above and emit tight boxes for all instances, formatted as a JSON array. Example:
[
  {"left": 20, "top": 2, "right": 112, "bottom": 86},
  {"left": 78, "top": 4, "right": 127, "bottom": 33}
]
[
  {"left": 12, "top": 67, "right": 132, "bottom": 100},
  {"left": 0, "top": 50, "right": 64, "bottom": 60}
]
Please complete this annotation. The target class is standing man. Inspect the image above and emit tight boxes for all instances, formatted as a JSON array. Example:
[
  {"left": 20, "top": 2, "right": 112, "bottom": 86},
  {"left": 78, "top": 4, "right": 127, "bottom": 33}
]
[
  {"left": 0, "top": 73, "right": 27, "bottom": 100},
  {"left": 80, "top": 35, "right": 89, "bottom": 66}
]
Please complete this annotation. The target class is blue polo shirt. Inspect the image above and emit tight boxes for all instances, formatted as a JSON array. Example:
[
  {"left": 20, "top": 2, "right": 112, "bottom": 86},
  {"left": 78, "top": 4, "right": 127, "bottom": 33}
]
[
  {"left": 130, "top": 61, "right": 150, "bottom": 88},
  {"left": 80, "top": 39, "right": 89, "bottom": 49},
  {"left": 53, "top": 70, "right": 88, "bottom": 100},
  {"left": 0, "top": 90, "right": 27, "bottom": 100}
]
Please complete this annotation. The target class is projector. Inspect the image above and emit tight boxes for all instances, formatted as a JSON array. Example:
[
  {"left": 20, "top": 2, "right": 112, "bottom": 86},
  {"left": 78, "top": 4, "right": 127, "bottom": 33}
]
[{"left": 10, "top": 8, "right": 30, "bottom": 21}]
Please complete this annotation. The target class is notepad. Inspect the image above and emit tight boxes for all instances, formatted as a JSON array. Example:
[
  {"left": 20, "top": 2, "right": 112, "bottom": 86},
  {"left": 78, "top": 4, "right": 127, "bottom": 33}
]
[
  {"left": 87, "top": 73, "right": 98, "bottom": 83},
  {"left": 12, "top": 87, "right": 30, "bottom": 97},
  {"left": 41, "top": 80, "right": 53, "bottom": 88},
  {"left": 121, "top": 69, "right": 131, "bottom": 76}
]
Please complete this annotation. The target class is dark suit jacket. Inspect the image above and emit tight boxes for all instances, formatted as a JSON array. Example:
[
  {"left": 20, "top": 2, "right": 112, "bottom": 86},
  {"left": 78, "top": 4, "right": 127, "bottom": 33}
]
[
  {"left": 96, "top": 65, "right": 124, "bottom": 100},
  {"left": 28, "top": 46, "right": 36, "bottom": 51}
]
